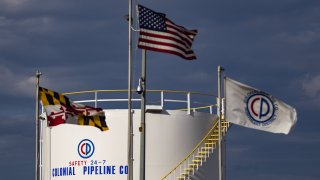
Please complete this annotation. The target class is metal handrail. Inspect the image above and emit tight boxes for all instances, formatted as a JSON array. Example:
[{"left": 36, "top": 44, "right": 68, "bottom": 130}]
[
  {"left": 63, "top": 89, "right": 217, "bottom": 113},
  {"left": 63, "top": 89, "right": 216, "bottom": 97},
  {"left": 176, "top": 105, "right": 217, "bottom": 111}
]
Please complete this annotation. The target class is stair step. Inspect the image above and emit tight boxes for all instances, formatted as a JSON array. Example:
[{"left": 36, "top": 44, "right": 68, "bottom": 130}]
[
  {"left": 213, "top": 129, "right": 226, "bottom": 133},
  {"left": 208, "top": 138, "right": 219, "bottom": 141},
  {"left": 195, "top": 155, "right": 205, "bottom": 159},
  {"left": 208, "top": 138, "right": 219, "bottom": 144},
  {"left": 192, "top": 159, "right": 202, "bottom": 163},
  {"left": 216, "top": 126, "right": 228, "bottom": 130},
  {"left": 181, "top": 172, "right": 189, "bottom": 176},
  {"left": 200, "top": 148, "right": 210, "bottom": 151},
  {"left": 201, "top": 146, "right": 213, "bottom": 150},
  {"left": 184, "top": 168, "right": 194, "bottom": 172},
  {"left": 189, "top": 164, "right": 199, "bottom": 167},
  {"left": 199, "top": 151, "right": 210, "bottom": 155},
  {"left": 205, "top": 142, "right": 216, "bottom": 146},
  {"left": 215, "top": 125, "right": 228, "bottom": 129},
  {"left": 177, "top": 177, "right": 185, "bottom": 179}
]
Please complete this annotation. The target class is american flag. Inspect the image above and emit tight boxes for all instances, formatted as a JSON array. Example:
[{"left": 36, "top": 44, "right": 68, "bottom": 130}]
[{"left": 137, "top": 5, "right": 198, "bottom": 60}]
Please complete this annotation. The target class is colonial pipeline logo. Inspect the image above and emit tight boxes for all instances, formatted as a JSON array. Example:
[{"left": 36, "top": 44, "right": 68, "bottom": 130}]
[
  {"left": 78, "top": 139, "right": 95, "bottom": 159},
  {"left": 245, "top": 91, "right": 278, "bottom": 126}
]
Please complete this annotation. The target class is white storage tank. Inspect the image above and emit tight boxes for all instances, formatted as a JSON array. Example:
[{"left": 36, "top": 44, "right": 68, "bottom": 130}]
[{"left": 40, "top": 90, "right": 228, "bottom": 180}]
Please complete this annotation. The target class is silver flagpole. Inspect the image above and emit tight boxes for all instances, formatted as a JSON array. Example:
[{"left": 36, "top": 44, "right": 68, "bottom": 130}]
[
  {"left": 139, "top": 49, "right": 147, "bottom": 180},
  {"left": 223, "top": 76, "right": 227, "bottom": 180},
  {"left": 35, "top": 70, "right": 42, "bottom": 180},
  {"left": 127, "top": 0, "right": 133, "bottom": 180},
  {"left": 217, "top": 66, "right": 224, "bottom": 180}
]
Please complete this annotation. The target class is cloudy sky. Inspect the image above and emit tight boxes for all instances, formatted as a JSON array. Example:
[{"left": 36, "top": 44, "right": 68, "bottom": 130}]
[{"left": 0, "top": 0, "right": 319, "bottom": 179}]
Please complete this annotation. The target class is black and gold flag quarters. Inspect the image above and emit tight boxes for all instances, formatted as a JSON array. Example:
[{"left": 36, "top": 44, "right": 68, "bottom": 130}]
[
  {"left": 39, "top": 87, "right": 109, "bottom": 131},
  {"left": 78, "top": 115, "right": 109, "bottom": 131}
]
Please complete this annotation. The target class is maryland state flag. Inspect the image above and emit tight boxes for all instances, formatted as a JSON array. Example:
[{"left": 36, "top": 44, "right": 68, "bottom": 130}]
[{"left": 39, "top": 87, "right": 109, "bottom": 131}]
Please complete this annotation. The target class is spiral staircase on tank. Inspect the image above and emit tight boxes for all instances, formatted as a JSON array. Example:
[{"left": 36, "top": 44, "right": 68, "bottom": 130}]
[{"left": 161, "top": 118, "right": 230, "bottom": 180}]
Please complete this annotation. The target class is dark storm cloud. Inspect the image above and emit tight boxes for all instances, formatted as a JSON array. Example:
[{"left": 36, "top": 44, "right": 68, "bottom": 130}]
[
  {"left": 0, "top": 0, "right": 128, "bottom": 68},
  {"left": 0, "top": 0, "right": 320, "bottom": 179}
]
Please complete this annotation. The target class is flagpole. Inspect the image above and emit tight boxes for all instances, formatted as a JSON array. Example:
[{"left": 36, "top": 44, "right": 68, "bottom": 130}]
[
  {"left": 217, "top": 66, "right": 224, "bottom": 180},
  {"left": 139, "top": 49, "right": 147, "bottom": 180},
  {"left": 35, "top": 70, "right": 42, "bottom": 180},
  {"left": 223, "top": 76, "right": 227, "bottom": 180},
  {"left": 127, "top": 0, "right": 133, "bottom": 180}
]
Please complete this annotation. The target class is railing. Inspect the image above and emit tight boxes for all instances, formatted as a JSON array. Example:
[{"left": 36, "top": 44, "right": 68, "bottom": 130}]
[
  {"left": 63, "top": 89, "right": 217, "bottom": 114},
  {"left": 161, "top": 119, "right": 230, "bottom": 180}
]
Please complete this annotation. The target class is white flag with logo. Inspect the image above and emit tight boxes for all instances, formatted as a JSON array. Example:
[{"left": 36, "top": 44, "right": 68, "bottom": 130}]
[{"left": 225, "top": 77, "right": 297, "bottom": 134}]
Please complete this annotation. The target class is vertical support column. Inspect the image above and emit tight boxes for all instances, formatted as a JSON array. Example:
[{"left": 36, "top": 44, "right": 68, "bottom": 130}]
[
  {"left": 187, "top": 92, "right": 191, "bottom": 114},
  {"left": 140, "top": 49, "right": 147, "bottom": 180},
  {"left": 94, "top": 91, "right": 98, "bottom": 108},
  {"left": 161, "top": 91, "right": 164, "bottom": 109},
  {"left": 223, "top": 77, "right": 227, "bottom": 180},
  {"left": 217, "top": 65, "right": 224, "bottom": 180},
  {"left": 221, "top": 98, "right": 225, "bottom": 121},
  {"left": 35, "top": 70, "right": 42, "bottom": 180},
  {"left": 127, "top": 1, "right": 133, "bottom": 180},
  {"left": 39, "top": 113, "right": 43, "bottom": 180}
]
